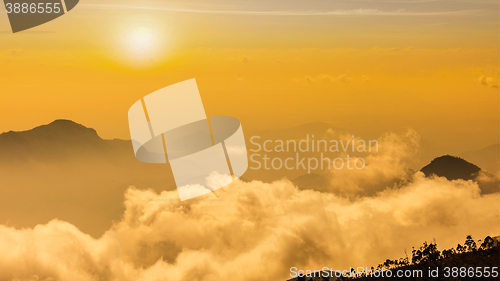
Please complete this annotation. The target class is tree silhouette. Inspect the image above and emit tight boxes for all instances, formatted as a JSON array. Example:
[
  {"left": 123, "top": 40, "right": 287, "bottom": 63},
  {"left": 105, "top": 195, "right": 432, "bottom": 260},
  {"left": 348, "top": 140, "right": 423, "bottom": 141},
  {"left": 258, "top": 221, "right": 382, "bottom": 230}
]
[
  {"left": 339, "top": 235, "right": 499, "bottom": 281},
  {"left": 464, "top": 235, "right": 477, "bottom": 252},
  {"left": 480, "top": 236, "right": 495, "bottom": 250},
  {"left": 411, "top": 240, "right": 440, "bottom": 264},
  {"left": 344, "top": 235, "right": 498, "bottom": 281},
  {"left": 441, "top": 248, "right": 455, "bottom": 259}
]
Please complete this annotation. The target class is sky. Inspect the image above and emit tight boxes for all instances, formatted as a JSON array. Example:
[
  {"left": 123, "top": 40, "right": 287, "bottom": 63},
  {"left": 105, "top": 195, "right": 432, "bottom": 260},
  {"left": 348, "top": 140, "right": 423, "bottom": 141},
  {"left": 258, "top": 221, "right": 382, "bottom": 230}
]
[
  {"left": 0, "top": 1, "right": 498, "bottom": 150},
  {"left": 0, "top": 1, "right": 499, "bottom": 280}
]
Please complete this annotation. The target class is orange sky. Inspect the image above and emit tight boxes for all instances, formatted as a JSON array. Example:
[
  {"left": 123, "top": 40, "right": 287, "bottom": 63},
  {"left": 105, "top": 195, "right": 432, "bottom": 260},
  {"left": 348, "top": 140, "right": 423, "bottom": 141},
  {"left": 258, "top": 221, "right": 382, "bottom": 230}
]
[
  {"left": 0, "top": 0, "right": 498, "bottom": 160},
  {"left": 0, "top": 3, "right": 499, "bottom": 280}
]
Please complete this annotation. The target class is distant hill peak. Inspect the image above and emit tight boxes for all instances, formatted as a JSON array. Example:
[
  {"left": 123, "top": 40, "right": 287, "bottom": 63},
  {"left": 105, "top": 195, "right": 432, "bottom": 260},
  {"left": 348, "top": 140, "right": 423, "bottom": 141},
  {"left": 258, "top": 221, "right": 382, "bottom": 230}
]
[
  {"left": 429, "top": 155, "right": 479, "bottom": 167},
  {"left": 421, "top": 155, "right": 481, "bottom": 181},
  {"left": 0, "top": 120, "right": 125, "bottom": 163},
  {"left": 43, "top": 119, "right": 89, "bottom": 129},
  {"left": 50, "top": 119, "right": 82, "bottom": 125},
  {"left": 28, "top": 119, "right": 99, "bottom": 137},
  {"left": 0, "top": 119, "right": 103, "bottom": 144}
]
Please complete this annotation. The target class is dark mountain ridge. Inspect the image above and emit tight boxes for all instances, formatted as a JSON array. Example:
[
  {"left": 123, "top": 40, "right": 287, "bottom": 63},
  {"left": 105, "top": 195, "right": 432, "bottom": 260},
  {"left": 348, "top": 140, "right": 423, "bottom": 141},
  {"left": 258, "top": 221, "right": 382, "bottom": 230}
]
[
  {"left": 420, "top": 155, "right": 481, "bottom": 181},
  {"left": 0, "top": 119, "right": 130, "bottom": 163},
  {"left": 0, "top": 120, "right": 173, "bottom": 237},
  {"left": 2, "top": 119, "right": 101, "bottom": 142},
  {"left": 420, "top": 155, "right": 499, "bottom": 194}
]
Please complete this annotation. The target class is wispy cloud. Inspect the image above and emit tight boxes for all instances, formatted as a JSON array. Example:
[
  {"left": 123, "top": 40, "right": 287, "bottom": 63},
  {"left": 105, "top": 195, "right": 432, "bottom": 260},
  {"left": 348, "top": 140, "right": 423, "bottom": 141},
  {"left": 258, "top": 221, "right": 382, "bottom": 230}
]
[
  {"left": 305, "top": 74, "right": 353, "bottom": 83},
  {"left": 1, "top": 49, "right": 24, "bottom": 62},
  {"left": 227, "top": 55, "right": 252, "bottom": 63},
  {"left": 83, "top": 4, "right": 481, "bottom": 17},
  {"left": 479, "top": 75, "right": 499, "bottom": 89}
]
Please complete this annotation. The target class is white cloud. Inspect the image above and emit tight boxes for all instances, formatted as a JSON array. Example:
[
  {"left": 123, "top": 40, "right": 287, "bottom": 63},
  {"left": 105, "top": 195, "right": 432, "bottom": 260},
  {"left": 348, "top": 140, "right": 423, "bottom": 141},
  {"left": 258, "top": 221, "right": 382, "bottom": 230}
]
[
  {"left": 328, "top": 129, "right": 420, "bottom": 196},
  {"left": 0, "top": 171, "right": 498, "bottom": 281}
]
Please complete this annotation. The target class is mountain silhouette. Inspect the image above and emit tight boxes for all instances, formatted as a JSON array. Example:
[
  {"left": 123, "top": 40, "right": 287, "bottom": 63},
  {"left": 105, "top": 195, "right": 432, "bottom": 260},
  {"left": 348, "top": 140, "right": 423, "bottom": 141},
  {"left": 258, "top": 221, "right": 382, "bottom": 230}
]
[
  {"left": 0, "top": 120, "right": 175, "bottom": 237},
  {"left": 0, "top": 119, "right": 130, "bottom": 163},
  {"left": 420, "top": 155, "right": 481, "bottom": 181},
  {"left": 420, "top": 155, "right": 499, "bottom": 194}
]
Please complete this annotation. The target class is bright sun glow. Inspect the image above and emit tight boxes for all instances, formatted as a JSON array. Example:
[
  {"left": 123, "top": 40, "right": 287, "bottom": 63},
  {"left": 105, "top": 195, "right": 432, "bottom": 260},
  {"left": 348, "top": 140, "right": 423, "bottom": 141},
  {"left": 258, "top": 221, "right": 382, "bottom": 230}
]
[
  {"left": 115, "top": 23, "right": 167, "bottom": 67},
  {"left": 127, "top": 27, "right": 157, "bottom": 57}
]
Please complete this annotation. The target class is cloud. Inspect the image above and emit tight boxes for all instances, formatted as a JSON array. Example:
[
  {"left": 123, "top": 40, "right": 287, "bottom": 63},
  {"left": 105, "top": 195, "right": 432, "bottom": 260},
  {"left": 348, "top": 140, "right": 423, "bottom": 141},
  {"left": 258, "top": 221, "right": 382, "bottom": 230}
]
[
  {"left": 478, "top": 75, "right": 499, "bottom": 89},
  {"left": 475, "top": 170, "right": 500, "bottom": 194},
  {"left": 227, "top": 56, "right": 252, "bottom": 63},
  {"left": 1, "top": 49, "right": 24, "bottom": 62},
  {"left": 83, "top": 4, "right": 481, "bottom": 17},
  {"left": 5, "top": 49, "right": 24, "bottom": 57},
  {"left": 0, "top": 126, "right": 497, "bottom": 281},
  {"left": 327, "top": 129, "right": 420, "bottom": 196},
  {"left": 0, "top": 170, "right": 498, "bottom": 281},
  {"left": 305, "top": 74, "right": 353, "bottom": 83}
]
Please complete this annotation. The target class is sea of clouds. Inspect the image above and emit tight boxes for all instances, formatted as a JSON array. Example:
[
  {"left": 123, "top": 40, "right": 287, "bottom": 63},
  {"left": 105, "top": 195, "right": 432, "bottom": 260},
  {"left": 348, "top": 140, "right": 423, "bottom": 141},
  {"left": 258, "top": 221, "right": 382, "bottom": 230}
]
[{"left": 0, "top": 130, "right": 498, "bottom": 281}]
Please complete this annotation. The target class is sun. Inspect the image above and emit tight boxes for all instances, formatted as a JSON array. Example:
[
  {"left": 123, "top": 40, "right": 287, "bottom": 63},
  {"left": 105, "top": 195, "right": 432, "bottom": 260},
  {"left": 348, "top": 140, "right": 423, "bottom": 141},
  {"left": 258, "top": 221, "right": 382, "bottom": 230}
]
[
  {"left": 114, "top": 21, "right": 168, "bottom": 67},
  {"left": 126, "top": 27, "right": 158, "bottom": 58}
]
